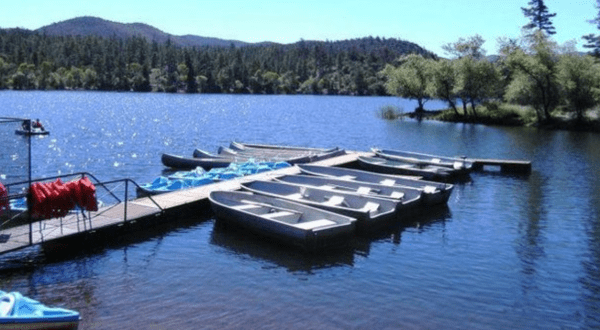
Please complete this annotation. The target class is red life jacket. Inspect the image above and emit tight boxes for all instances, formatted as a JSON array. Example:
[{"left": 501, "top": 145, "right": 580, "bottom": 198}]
[{"left": 0, "top": 182, "right": 8, "bottom": 216}]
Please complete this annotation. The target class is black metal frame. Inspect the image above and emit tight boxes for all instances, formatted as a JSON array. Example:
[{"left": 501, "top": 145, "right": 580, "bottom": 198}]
[{"left": 1, "top": 172, "right": 164, "bottom": 246}]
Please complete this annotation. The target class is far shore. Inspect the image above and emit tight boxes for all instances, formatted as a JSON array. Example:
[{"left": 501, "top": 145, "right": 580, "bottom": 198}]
[{"left": 385, "top": 105, "right": 600, "bottom": 133}]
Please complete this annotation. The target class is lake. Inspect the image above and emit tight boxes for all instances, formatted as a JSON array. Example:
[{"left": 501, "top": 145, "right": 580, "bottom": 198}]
[{"left": 1, "top": 91, "right": 600, "bottom": 329}]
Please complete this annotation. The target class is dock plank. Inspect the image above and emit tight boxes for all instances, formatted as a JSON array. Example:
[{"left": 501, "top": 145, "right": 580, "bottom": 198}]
[{"left": 0, "top": 201, "right": 162, "bottom": 254}]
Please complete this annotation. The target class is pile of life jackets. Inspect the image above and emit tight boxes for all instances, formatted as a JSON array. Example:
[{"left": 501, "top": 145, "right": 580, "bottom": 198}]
[
  {"left": 29, "top": 177, "right": 98, "bottom": 219},
  {"left": 0, "top": 182, "right": 8, "bottom": 216}
]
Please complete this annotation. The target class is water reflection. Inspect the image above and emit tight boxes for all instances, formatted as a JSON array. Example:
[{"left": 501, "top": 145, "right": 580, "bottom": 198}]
[
  {"left": 359, "top": 205, "right": 451, "bottom": 247},
  {"left": 577, "top": 132, "right": 600, "bottom": 329},
  {"left": 514, "top": 170, "right": 546, "bottom": 278},
  {"left": 209, "top": 205, "right": 451, "bottom": 274},
  {"left": 210, "top": 221, "right": 357, "bottom": 274}
]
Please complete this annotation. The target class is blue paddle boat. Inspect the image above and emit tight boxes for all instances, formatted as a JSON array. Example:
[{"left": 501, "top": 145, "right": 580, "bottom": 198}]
[{"left": 0, "top": 290, "right": 80, "bottom": 329}]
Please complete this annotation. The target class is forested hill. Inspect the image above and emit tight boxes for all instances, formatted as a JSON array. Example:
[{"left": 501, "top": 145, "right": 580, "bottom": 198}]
[
  {"left": 0, "top": 17, "right": 436, "bottom": 95},
  {"left": 35, "top": 16, "right": 251, "bottom": 48}
]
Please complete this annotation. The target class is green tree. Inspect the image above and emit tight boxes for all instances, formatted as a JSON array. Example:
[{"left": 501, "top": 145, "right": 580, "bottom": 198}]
[
  {"left": 521, "top": 0, "right": 556, "bottom": 35},
  {"left": 65, "top": 66, "right": 83, "bottom": 89},
  {"left": 11, "top": 63, "right": 36, "bottom": 90},
  {"left": 0, "top": 58, "right": 9, "bottom": 89},
  {"left": 454, "top": 56, "right": 500, "bottom": 117},
  {"left": 557, "top": 54, "right": 600, "bottom": 122},
  {"left": 583, "top": 0, "right": 600, "bottom": 58},
  {"left": 184, "top": 51, "right": 198, "bottom": 93},
  {"left": 262, "top": 71, "right": 280, "bottom": 94},
  {"left": 82, "top": 67, "right": 98, "bottom": 90},
  {"left": 442, "top": 34, "right": 486, "bottom": 59},
  {"left": 37, "top": 61, "right": 53, "bottom": 90},
  {"left": 128, "top": 63, "right": 148, "bottom": 92},
  {"left": 196, "top": 75, "right": 208, "bottom": 93},
  {"left": 278, "top": 71, "right": 299, "bottom": 94},
  {"left": 505, "top": 31, "right": 560, "bottom": 123},
  {"left": 382, "top": 54, "right": 432, "bottom": 112},
  {"left": 428, "top": 59, "right": 459, "bottom": 115}
]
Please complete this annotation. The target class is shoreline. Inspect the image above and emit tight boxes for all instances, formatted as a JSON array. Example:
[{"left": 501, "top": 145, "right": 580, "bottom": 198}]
[{"left": 401, "top": 109, "right": 600, "bottom": 133}]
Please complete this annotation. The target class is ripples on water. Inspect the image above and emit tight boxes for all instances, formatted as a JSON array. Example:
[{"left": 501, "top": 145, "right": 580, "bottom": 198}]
[{"left": 1, "top": 91, "right": 600, "bottom": 329}]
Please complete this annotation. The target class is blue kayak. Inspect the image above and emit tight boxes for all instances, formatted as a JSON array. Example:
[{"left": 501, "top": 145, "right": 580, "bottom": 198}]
[{"left": 0, "top": 290, "right": 80, "bottom": 330}]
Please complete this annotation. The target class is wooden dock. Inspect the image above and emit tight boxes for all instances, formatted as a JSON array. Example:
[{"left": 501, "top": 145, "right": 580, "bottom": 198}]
[
  {"left": 0, "top": 152, "right": 366, "bottom": 255},
  {"left": 467, "top": 158, "right": 532, "bottom": 173}
]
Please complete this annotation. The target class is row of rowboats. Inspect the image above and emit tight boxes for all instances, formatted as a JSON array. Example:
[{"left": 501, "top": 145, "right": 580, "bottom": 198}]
[
  {"left": 159, "top": 141, "right": 473, "bottom": 251},
  {"left": 209, "top": 155, "right": 456, "bottom": 251}
]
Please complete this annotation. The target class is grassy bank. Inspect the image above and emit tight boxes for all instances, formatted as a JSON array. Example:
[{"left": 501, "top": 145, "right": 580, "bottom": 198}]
[{"left": 397, "top": 103, "right": 600, "bottom": 133}]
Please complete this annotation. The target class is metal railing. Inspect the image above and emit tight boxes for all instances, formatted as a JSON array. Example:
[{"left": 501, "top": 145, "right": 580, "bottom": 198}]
[{"left": 1, "top": 172, "right": 164, "bottom": 248}]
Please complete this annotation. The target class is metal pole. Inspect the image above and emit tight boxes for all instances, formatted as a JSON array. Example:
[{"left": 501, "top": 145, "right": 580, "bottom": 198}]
[
  {"left": 27, "top": 120, "right": 32, "bottom": 245},
  {"left": 124, "top": 180, "right": 128, "bottom": 223}
]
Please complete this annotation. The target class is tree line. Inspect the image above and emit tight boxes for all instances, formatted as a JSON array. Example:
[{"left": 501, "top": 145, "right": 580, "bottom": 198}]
[
  {"left": 2, "top": 0, "right": 599, "bottom": 126},
  {"left": 0, "top": 30, "right": 433, "bottom": 96},
  {"left": 382, "top": 0, "right": 600, "bottom": 125}
]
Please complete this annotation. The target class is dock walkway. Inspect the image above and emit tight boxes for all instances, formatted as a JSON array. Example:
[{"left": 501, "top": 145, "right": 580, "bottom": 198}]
[
  {"left": 467, "top": 158, "right": 532, "bottom": 173},
  {"left": 0, "top": 152, "right": 365, "bottom": 255}
]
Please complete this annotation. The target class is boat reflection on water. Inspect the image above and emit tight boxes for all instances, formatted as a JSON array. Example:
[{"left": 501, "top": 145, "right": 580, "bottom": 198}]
[
  {"left": 210, "top": 220, "right": 357, "bottom": 273},
  {"left": 209, "top": 205, "right": 451, "bottom": 273}
]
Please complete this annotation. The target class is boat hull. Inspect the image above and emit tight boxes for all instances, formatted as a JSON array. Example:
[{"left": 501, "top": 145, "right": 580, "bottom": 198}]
[
  {"left": 241, "top": 180, "right": 402, "bottom": 230},
  {"left": 218, "top": 147, "right": 313, "bottom": 164},
  {"left": 161, "top": 153, "right": 232, "bottom": 170},
  {"left": 357, "top": 156, "right": 453, "bottom": 182},
  {"left": 275, "top": 174, "right": 422, "bottom": 215},
  {"left": 0, "top": 320, "right": 79, "bottom": 330},
  {"left": 298, "top": 164, "right": 453, "bottom": 207},
  {"left": 230, "top": 141, "right": 333, "bottom": 152},
  {"left": 209, "top": 191, "right": 355, "bottom": 251},
  {"left": 0, "top": 291, "right": 80, "bottom": 330},
  {"left": 15, "top": 129, "right": 49, "bottom": 136},
  {"left": 373, "top": 148, "right": 473, "bottom": 174}
]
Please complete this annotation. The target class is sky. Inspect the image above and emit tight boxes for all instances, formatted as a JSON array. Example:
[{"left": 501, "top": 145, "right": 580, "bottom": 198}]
[{"left": 1, "top": 0, "right": 597, "bottom": 56}]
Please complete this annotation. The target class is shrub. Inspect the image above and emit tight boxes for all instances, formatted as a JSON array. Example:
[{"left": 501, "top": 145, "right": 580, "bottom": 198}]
[{"left": 379, "top": 105, "right": 404, "bottom": 120}]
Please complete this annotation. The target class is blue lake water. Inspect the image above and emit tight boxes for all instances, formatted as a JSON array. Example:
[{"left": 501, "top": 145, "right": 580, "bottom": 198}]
[{"left": 1, "top": 91, "right": 600, "bottom": 329}]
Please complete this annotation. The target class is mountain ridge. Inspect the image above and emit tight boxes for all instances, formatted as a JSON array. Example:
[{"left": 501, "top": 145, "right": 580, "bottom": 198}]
[
  {"left": 35, "top": 16, "right": 253, "bottom": 48},
  {"left": 28, "top": 16, "right": 435, "bottom": 56}
]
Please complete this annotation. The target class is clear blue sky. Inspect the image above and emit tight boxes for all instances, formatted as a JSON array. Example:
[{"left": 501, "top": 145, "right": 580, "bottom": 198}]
[{"left": 1, "top": 0, "right": 596, "bottom": 56}]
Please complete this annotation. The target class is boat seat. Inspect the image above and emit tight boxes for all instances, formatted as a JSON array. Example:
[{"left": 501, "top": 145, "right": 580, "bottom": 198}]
[
  {"left": 423, "top": 186, "right": 438, "bottom": 194},
  {"left": 390, "top": 191, "right": 404, "bottom": 199},
  {"left": 361, "top": 202, "right": 380, "bottom": 213},
  {"left": 286, "top": 193, "right": 303, "bottom": 200},
  {"left": 294, "top": 219, "right": 336, "bottom": 230},
  {"left": 263, "top": 211, "right": 301, "bottom": 222},
  {"left": 321, "top": 184, "right": 336, "bottom": 190},
  {"left": 234, "top": 203, "right": 263, "bottom": 211},
  {"left": 324, "top": 195, "right": 345, "bottom": 206},
  {"left": 380, "top": 179, "right": 396, "bottom": 186},
  {"left": 263, "top": 211, "right": 294, "bottom": 219},
  {"left": 0, "top": 293, "right": 15, "bottom": 317},
  {"left": 356, "top": 187, "right": 371, "bottom": 195}
]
